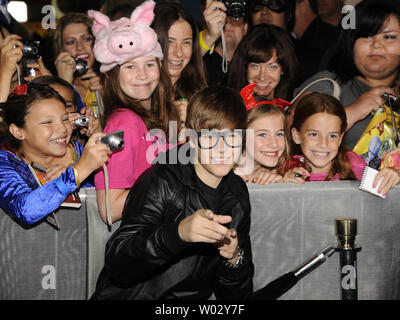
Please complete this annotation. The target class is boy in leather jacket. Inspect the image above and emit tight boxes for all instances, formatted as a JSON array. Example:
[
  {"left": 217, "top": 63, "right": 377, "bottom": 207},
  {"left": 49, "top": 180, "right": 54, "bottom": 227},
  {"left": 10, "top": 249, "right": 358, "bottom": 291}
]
[{"left": 91, "top": 86, "right": 254, "bottom": 299}]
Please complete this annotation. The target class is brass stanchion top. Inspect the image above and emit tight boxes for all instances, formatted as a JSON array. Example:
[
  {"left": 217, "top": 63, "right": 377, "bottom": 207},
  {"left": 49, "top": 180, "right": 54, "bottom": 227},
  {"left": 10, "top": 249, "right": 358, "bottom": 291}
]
[{"left": 335, "top": 218, "right": 357, "bottom": 249}]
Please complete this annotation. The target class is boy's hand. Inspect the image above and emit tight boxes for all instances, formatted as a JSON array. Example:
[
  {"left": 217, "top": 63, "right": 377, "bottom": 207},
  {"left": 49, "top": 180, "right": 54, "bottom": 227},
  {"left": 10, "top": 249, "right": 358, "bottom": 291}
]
[
  {"left": 178, "top": 209, "right": 232, "bottom": 243},
  {"left": 216, "top": 228, "right": 239, "bottom": 260},
  {"left": 373, "top": 167, "right": 400, "bottom": 197}
]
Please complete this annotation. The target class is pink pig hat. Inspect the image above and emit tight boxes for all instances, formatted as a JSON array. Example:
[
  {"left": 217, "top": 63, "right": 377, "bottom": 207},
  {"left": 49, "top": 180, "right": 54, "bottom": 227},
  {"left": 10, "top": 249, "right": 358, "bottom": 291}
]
[{"left": 88, "top": 0, "right": 163, "bottom": 73}]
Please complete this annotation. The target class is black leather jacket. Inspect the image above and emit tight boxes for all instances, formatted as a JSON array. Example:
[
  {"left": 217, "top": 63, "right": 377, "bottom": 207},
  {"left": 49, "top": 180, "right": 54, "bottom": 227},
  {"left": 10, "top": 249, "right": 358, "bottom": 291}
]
[{"left": 91, "top": 156, "right": 254, "bottom": 300}]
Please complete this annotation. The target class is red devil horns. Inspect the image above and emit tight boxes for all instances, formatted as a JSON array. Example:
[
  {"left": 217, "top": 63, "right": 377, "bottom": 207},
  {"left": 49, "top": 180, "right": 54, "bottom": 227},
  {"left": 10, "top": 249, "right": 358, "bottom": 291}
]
[{"left": 240, "top": 83, "right": 291, "bottom": 111}]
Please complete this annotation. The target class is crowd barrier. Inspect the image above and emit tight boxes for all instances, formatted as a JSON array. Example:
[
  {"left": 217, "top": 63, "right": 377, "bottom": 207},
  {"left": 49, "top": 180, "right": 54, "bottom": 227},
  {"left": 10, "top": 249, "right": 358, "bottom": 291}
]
[{"left": 1, "top": 182, "right": 400, "bottom": 300}]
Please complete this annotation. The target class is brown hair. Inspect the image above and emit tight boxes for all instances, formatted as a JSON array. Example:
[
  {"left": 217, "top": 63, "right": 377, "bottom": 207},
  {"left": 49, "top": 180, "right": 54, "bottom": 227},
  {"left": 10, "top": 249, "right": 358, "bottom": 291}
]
[
  {"left": 102, "top": 61, "right": 177, "bottom": 133},
  {"left": 247, "top": 104, "right": 290, "bottom": 174},
  {"left": 52, "top": 13, "right": 94, "bottom": 58},
  {"left": 291, "top": 92, "right": 356, "bottom": 180},
  {"left": 186, "top": 86, "right": 247, "bottom": 132},
  {"left": 225, "top": 24, "right": 298, "bottom": 100},
  {"left": 152, "top": 2, "right": 206, "bottom": 100}
]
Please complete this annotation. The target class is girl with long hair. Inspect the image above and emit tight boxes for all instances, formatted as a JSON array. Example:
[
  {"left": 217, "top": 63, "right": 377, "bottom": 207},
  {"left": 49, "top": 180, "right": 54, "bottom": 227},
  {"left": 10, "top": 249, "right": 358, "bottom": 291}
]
[
  {"left": 152, "top": 2, "right": 206, "bottom": 123},
  {"left": 0, "top": 83, "right": 110, "bottom": 225},
  {"left": 89, "top": 1, "right": 175, "bottom": 223}
]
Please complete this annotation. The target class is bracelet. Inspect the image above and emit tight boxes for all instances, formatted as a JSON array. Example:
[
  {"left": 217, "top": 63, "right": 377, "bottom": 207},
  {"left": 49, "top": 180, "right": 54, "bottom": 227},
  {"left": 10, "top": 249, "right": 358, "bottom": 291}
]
[
  {"left": 222, "top": 247, "right": 244, "bottom": 269},
  {"left": 199, "top": 30, "right": 214, "bottom": 51},
  {"left": 71, "top": 165, "right": 80, "bottom": 188}
]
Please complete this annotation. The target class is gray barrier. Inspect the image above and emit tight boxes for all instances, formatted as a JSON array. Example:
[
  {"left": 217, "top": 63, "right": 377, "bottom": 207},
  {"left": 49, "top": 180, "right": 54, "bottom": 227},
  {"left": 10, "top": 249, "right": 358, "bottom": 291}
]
[{"left": 1, "top": 182, "right": 399, "bottom": 299}]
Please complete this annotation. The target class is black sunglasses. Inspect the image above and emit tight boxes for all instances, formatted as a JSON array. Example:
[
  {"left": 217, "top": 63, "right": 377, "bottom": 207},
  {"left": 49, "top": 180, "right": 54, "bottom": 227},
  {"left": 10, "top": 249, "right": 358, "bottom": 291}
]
[{"left": 251, "top": 0, "right": 286, "bottom": 14}]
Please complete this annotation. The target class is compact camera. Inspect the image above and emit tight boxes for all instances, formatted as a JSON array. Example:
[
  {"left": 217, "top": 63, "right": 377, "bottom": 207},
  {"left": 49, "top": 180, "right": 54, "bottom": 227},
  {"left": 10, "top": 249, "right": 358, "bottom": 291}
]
[
  {"left": 74, "top": 58, "right": 89, "bottom": 77},
  {"left": 218, "top": 0, "right": 247, "bottom": 19},
  {"left": 19, "top": 40, "right": 41, "bottom": 80},
  {"left": 100, "top": 130, "right": 125, "bottom": 151},
  {"left": 74, "top": 115, "right": 89, "bottom": 129},
  {"left": 22, "top": 40, "right": 40, "bottom": 59}
]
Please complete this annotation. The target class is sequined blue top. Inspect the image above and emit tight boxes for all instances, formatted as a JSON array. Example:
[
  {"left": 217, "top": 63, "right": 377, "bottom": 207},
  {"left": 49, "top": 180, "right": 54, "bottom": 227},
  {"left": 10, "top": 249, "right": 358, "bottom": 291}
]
[{"left": 0, "top": 140, "right": 89, "bottom": 225}]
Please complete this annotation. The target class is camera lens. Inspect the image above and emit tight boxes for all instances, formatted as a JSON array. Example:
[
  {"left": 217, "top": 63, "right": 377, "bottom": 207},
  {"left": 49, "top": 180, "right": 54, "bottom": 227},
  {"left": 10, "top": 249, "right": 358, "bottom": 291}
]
[
  {"left": 74, "top": 116, "right": 89, "bottom": 129},
  {"left": 74, "top": 58, "right": 89, "bottom": 77},
  {"left": 228, "top": 2, "right": 245, "bottom": 19}
]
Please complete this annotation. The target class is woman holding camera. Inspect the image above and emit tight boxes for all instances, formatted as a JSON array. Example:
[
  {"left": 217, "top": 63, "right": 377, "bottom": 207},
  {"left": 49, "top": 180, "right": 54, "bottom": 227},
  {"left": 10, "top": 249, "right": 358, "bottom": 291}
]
[
  {"left": 0, "top": 83, "right": 111, "bottom": 225},
  {"left": 52, "top": 13, "right": 104, "bottom": 115}
]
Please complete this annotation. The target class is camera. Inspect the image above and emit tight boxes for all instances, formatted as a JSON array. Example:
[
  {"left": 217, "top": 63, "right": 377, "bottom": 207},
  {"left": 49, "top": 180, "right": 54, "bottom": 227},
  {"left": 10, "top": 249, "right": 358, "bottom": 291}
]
[
  {"left": 22, "top": 66, "right": 39, "bottom": 78},
  {"left": 22, "top": 40, "right": 40, "bottom": 59},
  {"left": 100, "top": 130, "right": 125, "bottom": 151},
  {"left": 383, "top": 93, "right": 399, "bottom": 113},
  {"left": 218, "top": 0, "right": 247, "bottom": 19},
  {"left": 73, "top": 115, "right": 89, "bottom": 129},
  {"left": 18, "top": 40, "right": 40, "bottom": 81},
  {"left": 74, "top": 58, "right": 89, "bottom": 77}
]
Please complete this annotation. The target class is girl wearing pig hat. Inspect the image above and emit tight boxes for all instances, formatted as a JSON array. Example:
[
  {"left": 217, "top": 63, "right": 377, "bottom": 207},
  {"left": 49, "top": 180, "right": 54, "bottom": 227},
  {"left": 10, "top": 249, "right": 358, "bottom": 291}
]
[{"left": 89, "top": 0, "right": 178, "bottom": 223}]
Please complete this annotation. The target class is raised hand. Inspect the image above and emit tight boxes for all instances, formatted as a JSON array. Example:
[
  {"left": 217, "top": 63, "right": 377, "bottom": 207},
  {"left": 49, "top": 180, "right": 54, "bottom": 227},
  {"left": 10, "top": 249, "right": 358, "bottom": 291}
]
[
  {"left": 178, "top": 209, "right": 232, "bottom": 243},
  {"left": 54, "top": 52, "right": 76, "bottom": 84}
]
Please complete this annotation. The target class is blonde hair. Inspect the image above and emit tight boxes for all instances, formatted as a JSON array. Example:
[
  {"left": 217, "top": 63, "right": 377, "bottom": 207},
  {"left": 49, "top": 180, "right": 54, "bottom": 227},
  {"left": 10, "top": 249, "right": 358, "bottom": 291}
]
[{"left": 247, "top": 104, "right": 290, "bottom": 174}]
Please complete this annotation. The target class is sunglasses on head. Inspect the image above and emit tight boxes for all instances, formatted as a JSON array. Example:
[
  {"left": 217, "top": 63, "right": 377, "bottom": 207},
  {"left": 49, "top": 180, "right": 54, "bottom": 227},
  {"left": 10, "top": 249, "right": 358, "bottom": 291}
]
[{"left": 251, "top": 0, "right": 286, "bottom": 14}]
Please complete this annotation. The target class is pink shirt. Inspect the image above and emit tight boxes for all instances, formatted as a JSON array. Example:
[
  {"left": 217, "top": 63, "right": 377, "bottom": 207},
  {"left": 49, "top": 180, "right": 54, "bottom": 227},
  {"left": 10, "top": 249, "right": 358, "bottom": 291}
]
[
  {"left": 95, "top": 108, "right": 159, "bottom": 190},
  {"left": 307, "top": 151, "right": 366, "bottom": 181}
]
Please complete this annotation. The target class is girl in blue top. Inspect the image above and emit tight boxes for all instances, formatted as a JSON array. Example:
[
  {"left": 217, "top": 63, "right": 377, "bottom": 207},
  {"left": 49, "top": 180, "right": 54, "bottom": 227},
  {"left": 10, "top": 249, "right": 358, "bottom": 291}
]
[{"left": 0, "top": 83, "right": 111, "bottom": 225}]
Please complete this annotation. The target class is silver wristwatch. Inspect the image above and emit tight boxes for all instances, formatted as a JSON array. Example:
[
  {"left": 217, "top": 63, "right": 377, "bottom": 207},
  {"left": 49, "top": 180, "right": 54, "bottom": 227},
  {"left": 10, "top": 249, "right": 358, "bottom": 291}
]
[{"left": 223, "top": 247, "right": 244, "bottom": 269}]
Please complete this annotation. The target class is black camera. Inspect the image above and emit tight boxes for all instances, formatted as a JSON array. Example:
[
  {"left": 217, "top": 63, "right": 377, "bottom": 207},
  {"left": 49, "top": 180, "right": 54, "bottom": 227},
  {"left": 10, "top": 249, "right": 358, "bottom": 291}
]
[
  {"left": 22, "top": 40, "right": 40, "bottom": 59},
  {"left": 74, "top": 58, "right": 89, "bottom": 77},
  {"left": 22, "top": 66, "right": 39, "bottom": 78},
  {"left": 219, "top": 0, "right": 247, "bottom": 19},
  {"left": 73, "top": 115, "right": 89, "bottom": 129},
  {"left": 100, "top": 130, "right": 125, "bottom": 151},
  {"left": 18, "top": 40, "right": 41, "bottom": 81}
]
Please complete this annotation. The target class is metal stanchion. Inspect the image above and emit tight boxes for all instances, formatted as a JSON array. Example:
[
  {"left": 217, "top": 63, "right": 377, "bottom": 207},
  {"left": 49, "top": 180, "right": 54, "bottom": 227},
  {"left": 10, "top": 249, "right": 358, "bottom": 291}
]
[
  {"left": 251, "top": 218, "right": 362, "bottom": 300},
  {"left": 335, "top": 218, "right": 362, "bottom": 300}
]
